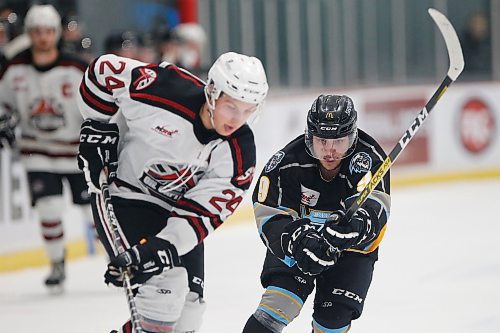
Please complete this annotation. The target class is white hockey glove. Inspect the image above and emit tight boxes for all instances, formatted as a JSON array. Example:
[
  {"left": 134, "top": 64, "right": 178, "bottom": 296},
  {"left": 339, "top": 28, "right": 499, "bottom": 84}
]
[
  {"left": 106, "top": 237, "right": 182, "bottom": 287},
  {"left": 323, "top": 208, "right": 376, "bottom": 251},
  {"left": 77, "top": 119, "right": 119, "bottom": 193},
  {"left": 284, "top": 218, "right": 339, "bottom": 276}
]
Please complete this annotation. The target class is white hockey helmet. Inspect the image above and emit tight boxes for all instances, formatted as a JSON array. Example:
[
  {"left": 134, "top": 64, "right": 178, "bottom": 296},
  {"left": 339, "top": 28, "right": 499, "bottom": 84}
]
[
  {"left": 205, "top": 52, "right": 268, "bottom": 111},
  {"left": 24, "top": 4, "right": 62, "bottom": 39}
]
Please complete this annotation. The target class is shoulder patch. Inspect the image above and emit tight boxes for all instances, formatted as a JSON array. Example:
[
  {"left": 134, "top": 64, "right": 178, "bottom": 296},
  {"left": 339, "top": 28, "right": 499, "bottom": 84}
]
[
  {"left": 264, "top": 150, "right": 285, "bottom": 173},
  {"left": 349, "top": 152, "right": 372, "bottom": 174},
  {"left": 133, "top": 67, "right": 158, "bottom": 90}
]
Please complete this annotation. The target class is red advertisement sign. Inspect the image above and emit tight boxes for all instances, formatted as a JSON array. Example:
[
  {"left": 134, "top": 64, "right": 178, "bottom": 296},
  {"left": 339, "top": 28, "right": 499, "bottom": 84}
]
[
  {"left": 459, "top": 98, "right": 496, "bottom": 154},
  {"left": 364, "top": 98, "right": 429, "bottom": 166}
]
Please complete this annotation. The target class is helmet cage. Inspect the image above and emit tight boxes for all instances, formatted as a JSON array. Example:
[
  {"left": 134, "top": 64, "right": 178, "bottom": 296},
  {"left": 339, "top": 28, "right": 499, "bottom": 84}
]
[{"left": 305, "top": 128, "right": 358, "bottom": 161}]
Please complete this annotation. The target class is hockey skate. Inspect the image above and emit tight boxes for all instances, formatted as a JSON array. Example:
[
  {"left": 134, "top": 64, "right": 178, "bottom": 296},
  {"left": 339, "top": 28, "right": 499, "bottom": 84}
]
[{"left": 44, "top": 260, "right": 65, "bottom": 293}]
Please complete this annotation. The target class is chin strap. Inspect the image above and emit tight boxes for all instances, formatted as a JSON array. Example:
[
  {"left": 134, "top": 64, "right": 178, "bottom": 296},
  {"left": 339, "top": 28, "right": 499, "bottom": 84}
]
[
  {"left": 206, "top": 105, "right": 216, "bottom": 129},
  {"left": 203, "top": 85, "right": 217, "bottom": 130}
]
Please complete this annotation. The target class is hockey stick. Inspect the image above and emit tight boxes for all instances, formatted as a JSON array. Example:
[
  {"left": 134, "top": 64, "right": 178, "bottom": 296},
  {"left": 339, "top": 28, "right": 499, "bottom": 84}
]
[
  {"left": 344, "top": 8, "right": 464, "bottom": 222},
  {"left": 99, "top": 171, "right": 143, "bottom": 333}
]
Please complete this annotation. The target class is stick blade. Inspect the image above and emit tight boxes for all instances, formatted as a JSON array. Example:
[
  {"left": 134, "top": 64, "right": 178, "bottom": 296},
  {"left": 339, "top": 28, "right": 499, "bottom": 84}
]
[{"left": 428, "top": 8, "right": 465, "bottom": 81}]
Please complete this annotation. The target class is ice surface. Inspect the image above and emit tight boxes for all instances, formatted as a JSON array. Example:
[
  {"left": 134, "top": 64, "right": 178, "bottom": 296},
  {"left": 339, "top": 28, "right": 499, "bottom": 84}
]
[{"left": 1, "top": 179, "right": 499, "bottom": 332}]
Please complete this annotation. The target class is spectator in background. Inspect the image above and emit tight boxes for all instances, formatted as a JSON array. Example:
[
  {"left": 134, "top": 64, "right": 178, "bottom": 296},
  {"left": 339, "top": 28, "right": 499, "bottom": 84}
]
[
  {"left": 60, "top": 14, "right": 94, "bottom": 63},
  {"left": 137, "top": 32, "right": 157, "bottom": 63},
  {"left": 103, "top": 30, "right": 140, "bottom": 59},
  {"left": 0, "top": 5, "right": 22, "bottom": 41},
  {"left": 173, "top": 23, "right": 207, "bottom": 74},
  {"left": 0, "top": 20, "right": 8, "bottom": 46},
  {"left": 461, "top": 13, "right": 492, "bottom": 80},
  {"left": 157, "top": 23, "right": 207, "bottom": 76},
  {"left": 157, "top": 26, "right": 181, "bottom": 63},
  {"left": 0, "top": 5, "right": 30, "bottom": 66}
]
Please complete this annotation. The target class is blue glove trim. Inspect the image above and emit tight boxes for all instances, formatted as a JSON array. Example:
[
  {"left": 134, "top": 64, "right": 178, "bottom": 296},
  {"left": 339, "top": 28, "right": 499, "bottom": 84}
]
[{"left": 281, "top": 255, "right": 296, "bottom": 267}]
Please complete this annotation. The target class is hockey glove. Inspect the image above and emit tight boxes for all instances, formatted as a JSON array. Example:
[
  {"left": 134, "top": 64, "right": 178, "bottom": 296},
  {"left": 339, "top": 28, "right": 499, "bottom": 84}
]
[
  {"left": 0, "top": 114, "right": 16, "bottom": 148},
  {"left": 323, "top": 208, "right": 377, "bottom": 251},
  {"left": 106, "top": 237, "right": 181, "bottom": 286},
  {"left": 104, "top": 263, "right": 130, "bottom": 288},
  {"left": 284, "top": 219, "right": 339, "bottom": 276},
  {"left": 77, "top": 119, "right": 119, "bottom": 193},
  {"left": 105, "top": 263, "right": 150, "bottom": 288}
]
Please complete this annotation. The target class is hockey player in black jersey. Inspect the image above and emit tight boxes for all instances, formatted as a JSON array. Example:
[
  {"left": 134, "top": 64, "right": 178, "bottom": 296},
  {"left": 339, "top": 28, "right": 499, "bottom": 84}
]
[
  {"left": 76, "top": 51, "right": 268, "bottom": 332},
  {"left": 243, "top": 95, "right": 391, "bottom": 333}
]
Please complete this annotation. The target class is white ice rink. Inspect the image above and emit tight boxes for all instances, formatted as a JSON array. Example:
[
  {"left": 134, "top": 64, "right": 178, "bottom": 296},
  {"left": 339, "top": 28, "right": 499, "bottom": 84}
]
[{"left": 1, "top": 179, "right": 499, "bottom": 333}]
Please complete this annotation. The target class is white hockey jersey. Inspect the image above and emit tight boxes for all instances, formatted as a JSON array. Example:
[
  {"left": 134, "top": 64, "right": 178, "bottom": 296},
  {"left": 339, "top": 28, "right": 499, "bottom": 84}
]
[
  {"left": 0, "top": 49, "right": 88, "bottom": 172},
  {"left": 78, "top": 54, "right": 256, "bottom": 255}
]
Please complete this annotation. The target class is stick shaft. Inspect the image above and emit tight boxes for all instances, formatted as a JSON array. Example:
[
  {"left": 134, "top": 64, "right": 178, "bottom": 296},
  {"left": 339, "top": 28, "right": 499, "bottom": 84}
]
[
  {"left": 343, "top": 8, "right": 464, "bottom": 220},
  {"left": 99, "top": 174, "right": 143, "bottom": 333}
]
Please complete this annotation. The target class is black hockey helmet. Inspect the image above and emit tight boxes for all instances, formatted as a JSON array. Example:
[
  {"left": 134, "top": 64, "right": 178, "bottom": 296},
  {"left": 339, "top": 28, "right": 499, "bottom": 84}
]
[
  {"left": 307, "top": 94, "right": 357, "bottom": 138},
  {"left": 305, "top": 94, "right": 358, "bottom": 160}
]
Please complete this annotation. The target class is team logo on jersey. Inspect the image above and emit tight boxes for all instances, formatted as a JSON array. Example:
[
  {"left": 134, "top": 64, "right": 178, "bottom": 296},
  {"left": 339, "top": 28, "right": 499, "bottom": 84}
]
[
  {"left": 300, "top": 184, "right": 320, "bottom": 206},
  {"left": 152, "top": 125, "right": 179, "bottom": 138},
  {"left": 264, "top": 151, "right": 285, "bottom": 173},
  {"left": 349, "top": 152, "right": 372, "bottom": 174},
  {"left": 300, "top": 205, "right": 331, "bottom": 225},
  {"left": 140, "top": 161, "right": 205, "bottom": 203},
  {"left": 234, "top": 166, "right": 255, "bottom": 187},
  {"left": 133, "top": 67, "right": 157, "bottom": 90},
  {"left": 28, "top": 98, "right": 65, "bottom": 132}
]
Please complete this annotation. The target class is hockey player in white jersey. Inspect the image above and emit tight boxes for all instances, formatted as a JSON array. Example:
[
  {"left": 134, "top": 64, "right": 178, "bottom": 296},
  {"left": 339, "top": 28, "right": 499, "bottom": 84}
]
[
  {"left": 77, "top": 51, "right": 268, "bottom": 332},
  {"left": 0, "top": 4, "right": 92, "bottom": 290}
]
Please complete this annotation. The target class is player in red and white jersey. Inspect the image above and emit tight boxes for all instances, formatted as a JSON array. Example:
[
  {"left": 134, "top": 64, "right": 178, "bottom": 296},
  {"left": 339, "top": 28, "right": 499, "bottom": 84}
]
[
  {"left": 0, "top": 4, "right": 92, "bottom": 290},
  {"left": 77, "top": 51, "right": 268, "bottom": 332}
]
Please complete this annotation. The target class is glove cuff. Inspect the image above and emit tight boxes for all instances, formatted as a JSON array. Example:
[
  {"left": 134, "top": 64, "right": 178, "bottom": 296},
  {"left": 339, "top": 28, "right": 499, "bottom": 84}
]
[{"left": 82, "top": 118, "right": 119, "bottom": 131}]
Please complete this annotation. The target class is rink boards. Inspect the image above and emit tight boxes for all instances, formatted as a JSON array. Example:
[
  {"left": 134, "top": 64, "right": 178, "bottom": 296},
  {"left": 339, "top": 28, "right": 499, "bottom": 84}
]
[{"left": 1, "top": 81, "right": 499, "bottom": 271}]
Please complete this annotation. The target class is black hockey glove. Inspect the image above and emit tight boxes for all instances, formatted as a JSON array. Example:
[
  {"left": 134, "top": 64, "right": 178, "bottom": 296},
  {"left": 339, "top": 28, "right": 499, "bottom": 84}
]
[
  {"left": 323, "top": 208, "right": 377, "bottom": 251},
  {"left": 0, "top": 114, "right": 16, "bottom": 148},
  {"left": 284, "top": 219, "right": 339, "bottom": 276},
  {"left": 105, "top": 237, "right": 181, "bottom": 287},
  {"left": 77, "top": 119, "right": 119, "bottom": 193}
]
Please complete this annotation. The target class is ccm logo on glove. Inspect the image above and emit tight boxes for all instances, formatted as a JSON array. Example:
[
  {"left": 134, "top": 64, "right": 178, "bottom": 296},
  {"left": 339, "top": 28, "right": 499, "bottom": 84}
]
[{"left": 80, "top": 133, "right": 118, "bottom": 144}]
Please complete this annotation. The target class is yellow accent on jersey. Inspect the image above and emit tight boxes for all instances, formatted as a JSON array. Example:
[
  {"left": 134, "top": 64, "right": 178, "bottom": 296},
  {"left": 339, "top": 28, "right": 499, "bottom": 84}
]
[
  {"left": 257, "top": 176, "right": 270, "bottom": 202},
  {"left": 347, "top": 223, "right": 388, "bottom": 254}
]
